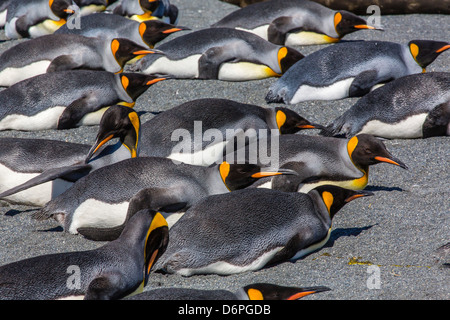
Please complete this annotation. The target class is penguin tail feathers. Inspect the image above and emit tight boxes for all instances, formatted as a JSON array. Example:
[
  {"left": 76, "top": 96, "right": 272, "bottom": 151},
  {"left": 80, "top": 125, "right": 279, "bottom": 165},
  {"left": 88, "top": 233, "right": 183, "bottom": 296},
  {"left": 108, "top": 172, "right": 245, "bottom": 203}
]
[{"left": 31, "top": 207, "right": 53, "bottom": 221}]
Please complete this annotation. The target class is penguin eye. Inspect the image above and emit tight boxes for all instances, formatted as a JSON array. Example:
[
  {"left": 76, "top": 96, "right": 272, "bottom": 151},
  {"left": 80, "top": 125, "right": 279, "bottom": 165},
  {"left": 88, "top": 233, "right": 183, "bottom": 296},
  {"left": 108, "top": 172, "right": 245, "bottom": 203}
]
[{"left": 365, "top": 148, "right": 373, "bottom": 154}]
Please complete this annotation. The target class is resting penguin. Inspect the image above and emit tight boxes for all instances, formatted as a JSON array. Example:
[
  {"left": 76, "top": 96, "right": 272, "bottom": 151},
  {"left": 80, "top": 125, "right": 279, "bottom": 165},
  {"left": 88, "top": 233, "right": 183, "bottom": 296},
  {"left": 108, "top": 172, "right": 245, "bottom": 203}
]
[
  {"left": 137, "top": 98, "right": 324, "bottom": 165},
  {"left": 0, "top": 105, "right": 141, "bottom": 207},
  {"left": 225, "top": 133, "right": 408, "bottom": 193},
  {"left": 212, "top": 0, "right": 380, "bottom": 46},
  {"left": 0, "top": 70, "right": 167, "bottom": 131},
  {"left": 32, "top": 157, "right": 296, "bottom": 241},
  {"left": 5, "top": 0, "right": 77, "bottom": 39},
  {"left": 55, "top": 13, "right": 189, "bottom": 48},
  {"left": 127, "top": 283, "right": 331, "bottom": 300},
  {"left": 322, "top": 72, "right": 450, "bottom": 139},
  {"left": 154, "top": 186, "right": 373, "bottom": 276},
  {"left": 126, "top": 27, "right": 304, "bottom": 81},
  {"left": 113, "top": 0, "right": 178, "bottom": 24},
  {"left": 265, "top": 40, "right": 450, "bottom": 104},
  {"left": 0, "top": 34, "right": 159, "bottom": 87},
  {"left": 0, "top": 207, "right": 169, "bottom": 300}
]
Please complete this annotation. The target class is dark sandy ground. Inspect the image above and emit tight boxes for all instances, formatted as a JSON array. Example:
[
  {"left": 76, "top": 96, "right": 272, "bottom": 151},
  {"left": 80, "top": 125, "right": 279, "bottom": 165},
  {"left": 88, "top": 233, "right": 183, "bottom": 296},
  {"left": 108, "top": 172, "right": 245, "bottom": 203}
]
[{"left": 0, "top": 0, "right": 448, "bottom": 301}]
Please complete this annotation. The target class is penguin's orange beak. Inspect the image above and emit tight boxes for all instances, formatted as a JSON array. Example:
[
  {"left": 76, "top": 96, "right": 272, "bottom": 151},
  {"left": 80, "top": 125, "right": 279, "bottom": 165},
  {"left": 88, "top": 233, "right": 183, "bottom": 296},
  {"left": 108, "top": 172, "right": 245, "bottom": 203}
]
[
  {"left": 146, "top": 78, "right": 166, "bottom": 85},
  {"left": 64, "top": 8, "right": 75, "bottom": 14},
  {"left": 436, "top": 44, "right": 450, "bottom": 53}
]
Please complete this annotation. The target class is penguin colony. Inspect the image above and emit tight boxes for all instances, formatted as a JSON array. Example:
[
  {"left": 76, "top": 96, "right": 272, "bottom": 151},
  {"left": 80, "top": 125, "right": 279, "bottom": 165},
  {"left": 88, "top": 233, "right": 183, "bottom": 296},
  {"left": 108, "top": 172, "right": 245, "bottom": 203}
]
[{"left": 0, "top": 0, "right": 448, "bottom": 300}]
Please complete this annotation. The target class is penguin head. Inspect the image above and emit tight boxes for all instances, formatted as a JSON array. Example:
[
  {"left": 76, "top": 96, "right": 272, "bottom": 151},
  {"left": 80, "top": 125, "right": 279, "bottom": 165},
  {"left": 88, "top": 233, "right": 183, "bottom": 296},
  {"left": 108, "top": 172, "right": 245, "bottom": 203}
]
[
  {"left": 74, "top": 0, "right": 108, "bottom": 6},
  {"left": 277, "top": 46, "right": 304, "bottom": 73},
  {"left": 117, "top": 206, "right": 169, "bottom": 285},
  {"left": 139, "top": 0, "right": 160, "bottom": 13},
  {"left": 334, "top": 11, "right": 379, "bottom": 38},
  {"left": 85, "top": 105, "right": 141, "bottom": 162},
  {"left": 274, "top": 107, "right": 324, "bottom": 134},
  {"left": 119, "top": 73, "right": 169, "bottom": 101},
  {"left": 139, "top": 20, "right": 190, "bottom": 48},
  {"left": 218, "top": 161, "right": 297, "bottom": 191},
  {"left": 348, "top": 134, "right": 408, "bottom": 170},
  {"left": 311, "top": 185, "right": 374, "bottom": 219},
  {"left": 408, "top": 40, "right": 450, "bottom": 69},
  {"left": 110, "top": 38, "right": 161, "bottom": 70},
  {"left": 49, "top": 0, "right": 76, "bottom": 19},
  {"left": 241, "top": 283, "right": 331, "bottom": 300}
]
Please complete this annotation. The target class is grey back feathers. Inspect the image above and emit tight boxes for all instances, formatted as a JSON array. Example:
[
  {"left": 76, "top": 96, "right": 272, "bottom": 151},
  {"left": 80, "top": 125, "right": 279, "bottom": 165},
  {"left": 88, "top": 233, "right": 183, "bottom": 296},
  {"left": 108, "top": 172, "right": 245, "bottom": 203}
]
[{"left": 324, "top": 72, "right": 450, "bottom": 138}]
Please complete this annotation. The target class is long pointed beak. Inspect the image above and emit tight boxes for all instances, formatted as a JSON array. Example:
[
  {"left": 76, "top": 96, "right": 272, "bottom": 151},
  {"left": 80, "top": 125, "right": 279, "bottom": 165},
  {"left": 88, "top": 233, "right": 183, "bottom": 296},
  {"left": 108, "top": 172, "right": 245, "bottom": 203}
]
[
  {"left": 287, "top": 287, "right": 331, "bottom": 300},
  {"left": 374, "top": 156, "right": 408, "bottom": 170},
  {"left": 345, "top": 190, "right": 374, "bottom": 203},
  {"left": 251, "top": 168, "right": 297, "bottom": 178},
  {"left": 146, "top": 77, "right": 167, "bottom": 85},
  {"left": 354, "top": 24, "right": 383, "bottom": 31},
  {"left": 85, "top": 134, "right": 114, "bottom": 163},
  {"left": 64, "top": 8, "right": 75, "bottom": 14},
  {"left": 298, "top": 123, "right": 326, "bottom": 130},
  {"left": 436, "top": 44, "right": 450, "bottom": 53},
  {"left": 133, "top": 49, "right": 164, "bottom": 55},
  {"left": 162, "top": 27, "right": 187, "bottom": 34}
]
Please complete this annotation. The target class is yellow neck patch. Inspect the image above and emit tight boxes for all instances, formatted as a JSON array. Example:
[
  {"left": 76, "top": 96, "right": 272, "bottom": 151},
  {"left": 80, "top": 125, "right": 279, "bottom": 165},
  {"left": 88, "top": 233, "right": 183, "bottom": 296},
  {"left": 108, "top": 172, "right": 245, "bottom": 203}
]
[
  {"left": 139, "top": 22, "right": 147, "bottom": 38},
  {"left": 144, "top": 212, "right": 167, "bottom": 273},
  {"left": 247, "top": 289, "right": 264, "bottom": 300},
  {"left": 410, "top": 43, "right": 419, "bottom": 61},
  {"left": 276, "top": 110, "right": 286, "bottom": 131},
  {"left": 128, "top": 112, "right": 140, "bottom": 157},
  {"left": 277, "top": 47, "right": 288, "bottom": 71},
  {"left": 322, "top": 191, "right": 334, "bottom": 214},
  {"left": 334, "top": 12, "right": 342, "bottom": 30},
  {"left": 347, "top": 136, "right": 359, "bottom": 159},
  {"left": 121, "top": 75, "right": 130, "bottom": 91},
  {"left": 219, "top": 162, "right": 231, "bottom": 187}
]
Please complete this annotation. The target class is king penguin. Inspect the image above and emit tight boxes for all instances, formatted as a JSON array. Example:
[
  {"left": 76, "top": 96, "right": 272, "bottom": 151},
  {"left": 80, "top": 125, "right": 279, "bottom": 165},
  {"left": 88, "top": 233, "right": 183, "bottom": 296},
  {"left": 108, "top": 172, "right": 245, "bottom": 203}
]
[
  {"left": 265, "top": 40, "right": 450, "bottom": 104},
  {"left": 137, "top": 98, "right": 323, "bottom": 166},
  {"left": 32, "top": 158, "right": 296, "bottom": 240},
  {"left": 0, "top": 34, "right": 159, "bottom": 87},
  {"left": 154, "top": 186, "right": 373, "bottom": 276},
  {"left": 226, "top": 133, "right": 408, "bottom": 193},
  {"left": 0, "top": 105, "right": 141, "bottom": 207},
  {"left": 126, "top": 27, "right": 304, "bottom": 81},
  {"left": 0, "top": 207, "right": 169, "bottom": 300},
  {"left": 113, "top": 0, "right": 178, "bottom": 24},
  {"left": 212, "top": 0, "right": 380, "bottom": 46},
  {"left": 5, "top": 0, "right": 77, "bottom": 39},
  {"left": 73, "top": 0, "right": 110, "bottom": 16},
  {"left": 55, "top": 12, "right": 189, "bottom": 49},
  {"left": 323, "top": 72, "right": 450, "bottom": 139},
  {"left": 0, "top": 70, "right": 167, "bottom": 131},
  {"left": 127, "top": 283, "right": 331, "bottom": 300}
]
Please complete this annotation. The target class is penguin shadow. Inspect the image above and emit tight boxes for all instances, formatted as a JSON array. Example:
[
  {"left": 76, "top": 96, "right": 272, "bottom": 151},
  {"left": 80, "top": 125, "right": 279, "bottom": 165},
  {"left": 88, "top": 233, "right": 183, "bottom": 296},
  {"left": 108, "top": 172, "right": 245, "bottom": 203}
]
[
  {"left": 4, "top": 208, "right": 64, "bottom": 232},
  {"left": 364, "top": 185, "right": 403, "bottom": 192},
  {"left": 325, "top": 224, "right": 377, "bottom": 248}
]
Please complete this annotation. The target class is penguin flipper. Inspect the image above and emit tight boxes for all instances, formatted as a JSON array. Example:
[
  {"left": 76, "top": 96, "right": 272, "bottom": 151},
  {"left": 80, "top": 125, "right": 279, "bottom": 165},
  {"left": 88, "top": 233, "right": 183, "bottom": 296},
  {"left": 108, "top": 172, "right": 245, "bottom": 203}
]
[
  {"left": 422, "top": 101, "right": 450, "bottom": 138},
  {"left": 57, "top": 95, "right": 102, "bottom": 130},
  {"left": 198, "top": 46, "right": 237, "bottom": 79},
  {"left": 349, "top": 70, "right": 387, "bottom": 97},
  {"left": 271, "top": 161, "right": 317, "bottom": 192},
  {"left": 47, "top": 55, "right": 84, "bottom": 73},
  {"left": 84, "top": 273, "right": 130, "bottom": 300},
  {"left": 14, "top": 15, "right": 31, "bottom": 38},
  {"left": 267, "top": 16, "right": 294, "bottom": 45},
  {"left": 0, "top": 164, "right": 92, "bottom": 200}
]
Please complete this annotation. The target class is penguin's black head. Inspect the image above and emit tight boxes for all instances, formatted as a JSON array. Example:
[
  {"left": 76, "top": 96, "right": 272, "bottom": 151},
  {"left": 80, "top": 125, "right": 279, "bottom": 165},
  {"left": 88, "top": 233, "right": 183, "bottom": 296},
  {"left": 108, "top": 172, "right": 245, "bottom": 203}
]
[
  {"left": 111, "top": 38, "right": 161, "bottom": 70},
  {"left": 50, "top": 0, "right": 76, "bottom": 19},
  {"left": 334, "top": 11, "right": 379, "bottom": 38},
  {"left": 85, "top": 105, "right": 141, "bottom": 163},
  {"left": 117, "top": 200, "right": 169, "bottom": 286},
  {"left": 408, "top": 40, "right": 450, "bottom": 69},
  {"left": 119, "top": 73, "right": 169, "bottom": 101},
  {"left": 139, "top": 0, "right": 159, "bottom": 13},
  {"left": 73, "top": 0, "right": 109, "bottom": 6},
  {"left": 311, "top": 185, "right": 374, "bottom": 219},
  {"left": 241, "top": 283, "right": 331, "bottom": 300},
  {"left": 278, "top": 46, "right": 304, "bottom": 73},
  {"left": 274, "top": 107, "right": 324, "bottom": 134},
  {"left": 139, "top": 20, "right": 190, "bottom": 48},
  {"left": 349, "top": 134, "right": 408, "bottom": 170},
  {"left": 218, "top": 161, "right": 297, "bottom": 191}
]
